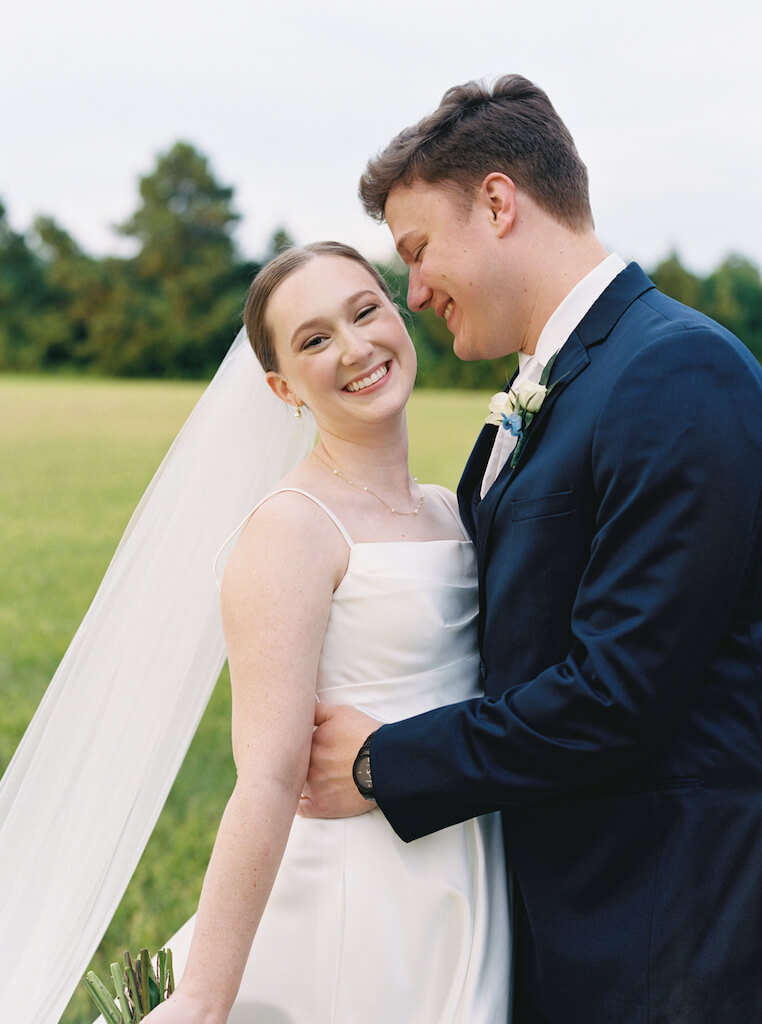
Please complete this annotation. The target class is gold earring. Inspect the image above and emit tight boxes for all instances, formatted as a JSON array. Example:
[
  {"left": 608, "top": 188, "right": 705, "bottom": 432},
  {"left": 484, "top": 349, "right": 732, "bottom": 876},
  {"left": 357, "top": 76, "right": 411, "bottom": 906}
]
[{"left": 293, "top": 403, "right": 303, "bottom": 419}]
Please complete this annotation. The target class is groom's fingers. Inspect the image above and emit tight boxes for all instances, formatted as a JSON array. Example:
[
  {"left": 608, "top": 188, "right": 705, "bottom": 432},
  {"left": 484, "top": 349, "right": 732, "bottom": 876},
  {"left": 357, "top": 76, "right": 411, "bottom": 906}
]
[
  {"left": 298, "top": 786, "right": 374, "bottom": 818},
  {"left": 313, "top": 700, "right": 332, "bottom": 727},
  {"left": 300, "top": 704, "right": 380, "bottom": 818}
]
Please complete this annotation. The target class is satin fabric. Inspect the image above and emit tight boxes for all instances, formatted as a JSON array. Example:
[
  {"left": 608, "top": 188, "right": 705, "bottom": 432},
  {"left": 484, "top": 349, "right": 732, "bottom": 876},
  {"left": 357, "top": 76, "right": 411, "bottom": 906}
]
[{"left": 165, "top": 493, "right": 511, "bottom": 1023}]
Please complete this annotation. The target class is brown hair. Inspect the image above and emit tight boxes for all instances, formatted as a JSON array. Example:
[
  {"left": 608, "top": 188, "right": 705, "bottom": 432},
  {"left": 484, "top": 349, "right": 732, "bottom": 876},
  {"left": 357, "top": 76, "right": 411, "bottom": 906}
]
[
  {"left": 244, "top": 241, "right": 395, "bottom": 372},
  {"left": 359, "top": 75, "right": 593, "bottom": 231}
]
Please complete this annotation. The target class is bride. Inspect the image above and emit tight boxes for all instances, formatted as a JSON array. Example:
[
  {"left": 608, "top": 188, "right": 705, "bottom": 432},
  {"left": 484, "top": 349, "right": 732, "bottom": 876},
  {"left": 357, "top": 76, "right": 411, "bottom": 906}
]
[
  {"left": 0, "top": 242, "right": 510, "bottom": 1024},
  {"left": 150, "top": 242, "right": 510, "bottom": 1023}
]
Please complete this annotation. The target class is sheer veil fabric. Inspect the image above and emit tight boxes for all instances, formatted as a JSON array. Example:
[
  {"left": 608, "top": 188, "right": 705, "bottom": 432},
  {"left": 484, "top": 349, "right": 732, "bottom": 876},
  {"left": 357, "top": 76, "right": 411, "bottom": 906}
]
[{"left": 0, "top": 330, "right": 317, "bottom": 1024}]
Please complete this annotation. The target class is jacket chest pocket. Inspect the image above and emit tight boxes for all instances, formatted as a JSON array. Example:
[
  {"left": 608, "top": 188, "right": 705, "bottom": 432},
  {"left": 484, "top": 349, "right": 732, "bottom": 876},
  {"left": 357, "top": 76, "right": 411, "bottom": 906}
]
[
  {"left": 485, "top": 487, "right": 585, "bottom": 670},
  {"left": 510, "top": 488, "right": 575, "bottom": 522}
]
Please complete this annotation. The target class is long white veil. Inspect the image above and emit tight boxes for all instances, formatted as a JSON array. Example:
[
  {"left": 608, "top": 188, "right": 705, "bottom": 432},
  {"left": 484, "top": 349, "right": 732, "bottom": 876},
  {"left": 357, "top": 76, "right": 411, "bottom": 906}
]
[{"left": 0, "top": 329, "right": 317, "bottom": 1024}]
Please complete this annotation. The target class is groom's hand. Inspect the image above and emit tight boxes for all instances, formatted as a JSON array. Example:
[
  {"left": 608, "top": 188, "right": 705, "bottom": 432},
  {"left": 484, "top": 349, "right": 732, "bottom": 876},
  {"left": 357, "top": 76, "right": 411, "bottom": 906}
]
[{"left": 299, "top": 704, "right": 380, "bottom": 818}]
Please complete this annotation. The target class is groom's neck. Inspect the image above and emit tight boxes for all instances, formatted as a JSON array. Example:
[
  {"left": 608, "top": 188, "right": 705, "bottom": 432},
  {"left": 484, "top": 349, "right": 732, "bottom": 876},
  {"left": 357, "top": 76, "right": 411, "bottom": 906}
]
[{"left": 513, "top": 221, "right": 610, "bottom": 356}]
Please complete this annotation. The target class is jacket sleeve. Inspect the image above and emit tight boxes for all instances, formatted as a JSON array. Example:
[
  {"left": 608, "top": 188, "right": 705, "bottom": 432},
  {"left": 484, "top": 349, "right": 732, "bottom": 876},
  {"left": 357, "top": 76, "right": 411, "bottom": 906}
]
[{"left": 371, "top": 325, "right": 762, "bottom": 841}]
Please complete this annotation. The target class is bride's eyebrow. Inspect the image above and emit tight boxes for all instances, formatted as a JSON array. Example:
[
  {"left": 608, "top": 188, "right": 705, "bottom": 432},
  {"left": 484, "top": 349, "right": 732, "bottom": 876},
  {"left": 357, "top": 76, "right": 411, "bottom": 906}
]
[{"left": 289, "top": 290, "right": 381, "bottom": 347}]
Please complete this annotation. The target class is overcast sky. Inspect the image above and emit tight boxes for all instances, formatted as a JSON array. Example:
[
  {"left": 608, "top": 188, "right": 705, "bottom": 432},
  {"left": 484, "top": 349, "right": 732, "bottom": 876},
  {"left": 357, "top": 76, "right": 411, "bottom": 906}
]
[{"left": 2, "top": 0, "right": 760, "bottom": 274}]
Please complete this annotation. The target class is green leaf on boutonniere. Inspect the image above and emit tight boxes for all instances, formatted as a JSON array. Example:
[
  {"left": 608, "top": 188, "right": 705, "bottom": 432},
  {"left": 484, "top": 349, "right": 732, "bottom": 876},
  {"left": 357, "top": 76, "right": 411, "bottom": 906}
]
[{"left": 538, "top": 350, "right": 560, "bottom": 387}]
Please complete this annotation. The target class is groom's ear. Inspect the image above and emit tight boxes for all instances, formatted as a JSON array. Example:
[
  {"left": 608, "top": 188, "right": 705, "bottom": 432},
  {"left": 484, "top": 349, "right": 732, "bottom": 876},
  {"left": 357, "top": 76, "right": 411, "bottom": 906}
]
[{"left": 479, "top": 174, "right": 517, "bottom": 238}]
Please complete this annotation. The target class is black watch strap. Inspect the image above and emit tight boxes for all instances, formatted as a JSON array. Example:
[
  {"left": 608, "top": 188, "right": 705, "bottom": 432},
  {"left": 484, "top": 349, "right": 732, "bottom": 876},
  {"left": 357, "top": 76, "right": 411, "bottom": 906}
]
[{"left": 352, "top": 732, "right": 376, "bottom": 800}]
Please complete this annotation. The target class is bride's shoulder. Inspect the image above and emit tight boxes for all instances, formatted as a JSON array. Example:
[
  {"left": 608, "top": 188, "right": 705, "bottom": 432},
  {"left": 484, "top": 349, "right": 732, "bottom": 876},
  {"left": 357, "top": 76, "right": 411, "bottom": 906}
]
[
  {"left": 424, "top": 483, "right": 459, "bottom": 513},
  {"left": 235, "top": 487, "right": 345, "bottom": 554},
  {"left": 425, "top": 483, "right": 457, "bottom": 502},
  {"left": 222, "top": 485, "right": 348, "bottom": 596}
]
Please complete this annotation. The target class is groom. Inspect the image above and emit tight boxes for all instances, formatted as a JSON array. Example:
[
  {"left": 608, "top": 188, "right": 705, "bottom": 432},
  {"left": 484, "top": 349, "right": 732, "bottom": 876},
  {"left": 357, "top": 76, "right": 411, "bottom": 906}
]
[{"left": 301, "top": 75, "right": 762, "bottom": 1022}]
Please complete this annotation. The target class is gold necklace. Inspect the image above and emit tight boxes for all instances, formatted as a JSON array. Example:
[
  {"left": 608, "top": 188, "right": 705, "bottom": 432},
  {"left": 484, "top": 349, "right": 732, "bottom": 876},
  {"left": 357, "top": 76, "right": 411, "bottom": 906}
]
[{"left": 312, "top": 448, "right": 425, "bottom": 517}]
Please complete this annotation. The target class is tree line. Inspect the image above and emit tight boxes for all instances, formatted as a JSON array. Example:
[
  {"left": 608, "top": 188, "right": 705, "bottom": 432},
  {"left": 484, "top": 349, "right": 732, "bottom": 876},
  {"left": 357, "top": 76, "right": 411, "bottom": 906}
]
[{"left": 1, "top": 142, "right": 760, "bottom": 388}]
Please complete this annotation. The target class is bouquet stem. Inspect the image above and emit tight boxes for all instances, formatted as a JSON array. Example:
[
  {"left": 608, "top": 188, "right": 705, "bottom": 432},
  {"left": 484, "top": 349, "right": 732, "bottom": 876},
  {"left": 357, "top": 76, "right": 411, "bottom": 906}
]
[{"left": 83, "top": 948, "right": 174, "bottom": 1022}]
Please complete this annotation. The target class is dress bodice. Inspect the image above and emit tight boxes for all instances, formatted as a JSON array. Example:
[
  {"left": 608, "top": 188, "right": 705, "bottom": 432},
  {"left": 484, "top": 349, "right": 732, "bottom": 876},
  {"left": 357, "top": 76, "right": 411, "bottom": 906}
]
[
  {"left": 218, "top": 485, "right": 483, "bottom": 721},
  {"left": 317, "top": 539, "right": 482, "bottom": 722}
]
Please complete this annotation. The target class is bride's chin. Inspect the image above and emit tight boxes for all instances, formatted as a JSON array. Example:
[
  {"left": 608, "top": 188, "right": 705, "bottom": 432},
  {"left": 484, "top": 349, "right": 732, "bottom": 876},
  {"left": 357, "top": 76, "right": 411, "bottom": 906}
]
[{"left": 322, "top": 399, "right": 408, "bottom": 435}]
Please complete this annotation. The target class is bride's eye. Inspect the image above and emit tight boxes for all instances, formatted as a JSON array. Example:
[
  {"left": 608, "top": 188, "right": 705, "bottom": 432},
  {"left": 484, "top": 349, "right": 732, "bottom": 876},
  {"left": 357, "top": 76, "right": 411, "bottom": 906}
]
[
  {"left": 302, "top": 334, "right": 327, "bottom": 350},
  {"left": 356, "top": 304, "right": 379, "bottom": 321}
]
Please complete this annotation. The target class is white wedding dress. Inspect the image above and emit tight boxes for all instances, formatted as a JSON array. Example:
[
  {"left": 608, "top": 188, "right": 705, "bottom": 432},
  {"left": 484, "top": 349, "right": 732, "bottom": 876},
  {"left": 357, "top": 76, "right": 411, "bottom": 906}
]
[{"left": 164, "top": 488, "right": 511, "bottom": 1023}]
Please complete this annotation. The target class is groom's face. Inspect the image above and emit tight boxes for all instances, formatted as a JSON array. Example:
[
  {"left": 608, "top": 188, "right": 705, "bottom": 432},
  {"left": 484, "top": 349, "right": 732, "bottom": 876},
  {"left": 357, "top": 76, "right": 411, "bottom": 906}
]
[{"left": 385, "top": 179, "right": 520, "bottom": 362}]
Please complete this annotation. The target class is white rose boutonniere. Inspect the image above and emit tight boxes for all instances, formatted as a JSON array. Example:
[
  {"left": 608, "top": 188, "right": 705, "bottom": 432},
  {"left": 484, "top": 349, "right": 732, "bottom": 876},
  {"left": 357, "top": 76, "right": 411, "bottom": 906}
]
[
  {"left": 485, "top": 390, "right": 519, "bottom": 428},
  {"left": 485, "top": 353, "right": 565, "bottom": 467},
  {"left": 513, "top": 380, "right": 547, "bottom": 414}
]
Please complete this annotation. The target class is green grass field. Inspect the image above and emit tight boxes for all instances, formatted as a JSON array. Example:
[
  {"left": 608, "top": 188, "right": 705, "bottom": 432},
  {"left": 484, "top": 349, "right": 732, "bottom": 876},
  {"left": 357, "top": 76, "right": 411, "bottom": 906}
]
[{"left": 0, "top": 375, "right": 491, "bottom": 1024}]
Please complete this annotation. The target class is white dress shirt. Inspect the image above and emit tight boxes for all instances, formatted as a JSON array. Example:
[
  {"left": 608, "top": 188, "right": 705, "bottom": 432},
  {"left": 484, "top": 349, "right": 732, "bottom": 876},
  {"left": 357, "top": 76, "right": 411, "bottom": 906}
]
[{"left": 480, "top": 253, "right": 626, "bottom": 497}]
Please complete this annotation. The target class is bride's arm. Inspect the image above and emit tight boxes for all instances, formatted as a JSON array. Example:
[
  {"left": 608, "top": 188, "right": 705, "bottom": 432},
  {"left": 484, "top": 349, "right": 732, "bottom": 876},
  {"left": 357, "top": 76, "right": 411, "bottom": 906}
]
[{"left": 144, "top": 495, "right": 346, "bottom": 1024}]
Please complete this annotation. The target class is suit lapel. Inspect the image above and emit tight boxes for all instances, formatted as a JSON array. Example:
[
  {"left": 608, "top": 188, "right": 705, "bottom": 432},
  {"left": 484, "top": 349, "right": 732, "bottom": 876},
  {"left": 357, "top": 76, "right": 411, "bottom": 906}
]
[
  {"left": 457, "top": 364, "right": 520, "bottom": 540},
  {"left": 473, "top": 332, "right": 589, "bottom": 556},
  {"left": 457, "top": 423, "right": 498, "bottom": 540},
  {"left": 473, "top": 262, "right": 656, "bottom": 564}
]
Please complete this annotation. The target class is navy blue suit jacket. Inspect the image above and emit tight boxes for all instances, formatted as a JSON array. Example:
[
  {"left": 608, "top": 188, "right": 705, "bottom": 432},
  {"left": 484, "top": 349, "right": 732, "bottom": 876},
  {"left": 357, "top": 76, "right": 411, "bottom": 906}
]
[{"left": 371, "top": 264, "right": 762, "bottom": 1022}]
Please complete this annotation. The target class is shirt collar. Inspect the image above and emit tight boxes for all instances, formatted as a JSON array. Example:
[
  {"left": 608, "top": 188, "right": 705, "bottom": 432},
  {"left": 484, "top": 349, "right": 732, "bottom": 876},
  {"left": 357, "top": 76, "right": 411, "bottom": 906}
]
[{"left": 517, "top": 253, "right": 626, "bottom": 375}]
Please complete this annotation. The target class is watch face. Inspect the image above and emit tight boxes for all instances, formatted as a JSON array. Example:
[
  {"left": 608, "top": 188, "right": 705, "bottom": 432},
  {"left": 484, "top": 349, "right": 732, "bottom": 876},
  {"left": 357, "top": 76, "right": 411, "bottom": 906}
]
[
  {"left": 353, "top": 736, "right": 375, "bottom": 799},
  {"left": 355, "top": 754, "right": 373, "bottom": 792}
]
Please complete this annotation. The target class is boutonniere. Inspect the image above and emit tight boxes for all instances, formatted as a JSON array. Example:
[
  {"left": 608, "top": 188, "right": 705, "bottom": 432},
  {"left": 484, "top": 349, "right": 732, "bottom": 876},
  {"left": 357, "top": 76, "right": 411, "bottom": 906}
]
[{"left": 485, "top": 353, "right": 563, "bottom": 467}]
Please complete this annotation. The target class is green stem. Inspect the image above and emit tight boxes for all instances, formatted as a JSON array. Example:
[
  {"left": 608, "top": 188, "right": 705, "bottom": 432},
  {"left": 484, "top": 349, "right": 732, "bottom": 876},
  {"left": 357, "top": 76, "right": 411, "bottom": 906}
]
[
  {"left": 166, "top": 947, "right": 175, "bottom": 997},
  {"left": 83, "top": 972, "right": 122, "bottom": 1024},
  {"left": 157, "top": 950, "right": 167, "bottom": 1004},
  {"left": 123, "top": 952, "right": 142, "bottom": 1022},
  {"left": 136, "top": 950, "right": 150, "bottom": 1018},
  {"left": 110, "top": 962, "right": 132, "bottom": 1024}
]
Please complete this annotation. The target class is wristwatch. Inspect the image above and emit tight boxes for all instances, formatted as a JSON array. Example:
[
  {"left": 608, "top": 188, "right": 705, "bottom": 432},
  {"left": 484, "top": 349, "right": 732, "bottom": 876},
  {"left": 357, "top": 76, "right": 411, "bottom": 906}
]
[{"left": 352, "top": 733, "right": 376, "bottom": 800}]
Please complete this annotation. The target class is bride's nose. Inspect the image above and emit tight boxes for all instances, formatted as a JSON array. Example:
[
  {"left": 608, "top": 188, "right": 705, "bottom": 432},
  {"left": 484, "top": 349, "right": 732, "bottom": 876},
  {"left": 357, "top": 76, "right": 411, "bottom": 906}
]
[{"left": 339, "top": 328, "right": 375, "bottom": 365}]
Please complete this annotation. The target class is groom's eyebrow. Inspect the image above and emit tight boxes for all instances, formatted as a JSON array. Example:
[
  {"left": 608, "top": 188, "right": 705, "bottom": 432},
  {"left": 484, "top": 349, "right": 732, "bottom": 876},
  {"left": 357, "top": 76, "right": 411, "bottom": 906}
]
[{"left": 290, "top": 290, "right": 380, "bottom": 347}]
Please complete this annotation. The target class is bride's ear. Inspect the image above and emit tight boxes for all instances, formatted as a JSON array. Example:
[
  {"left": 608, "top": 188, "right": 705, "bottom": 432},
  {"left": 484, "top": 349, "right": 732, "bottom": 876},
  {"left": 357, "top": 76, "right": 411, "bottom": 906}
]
[{"left": 266, "top": 370, "right": 302, "bottom": 413}]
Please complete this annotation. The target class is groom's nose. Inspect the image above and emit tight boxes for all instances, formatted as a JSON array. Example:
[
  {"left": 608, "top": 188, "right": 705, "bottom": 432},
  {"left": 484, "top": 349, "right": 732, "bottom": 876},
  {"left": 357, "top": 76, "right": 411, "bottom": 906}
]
[{"left": 406, "top": 265, "right": 432, "bottom": 312}]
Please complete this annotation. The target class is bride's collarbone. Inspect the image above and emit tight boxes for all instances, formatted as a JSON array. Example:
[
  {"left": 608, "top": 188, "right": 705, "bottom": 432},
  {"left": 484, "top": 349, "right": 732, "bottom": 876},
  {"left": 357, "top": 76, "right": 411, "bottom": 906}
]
[
  {"left": 273, "top": 468, "right": 463, "bottom": 544},
  {"left": 333, "top": 489, "right": 462, "bottom": 544}
]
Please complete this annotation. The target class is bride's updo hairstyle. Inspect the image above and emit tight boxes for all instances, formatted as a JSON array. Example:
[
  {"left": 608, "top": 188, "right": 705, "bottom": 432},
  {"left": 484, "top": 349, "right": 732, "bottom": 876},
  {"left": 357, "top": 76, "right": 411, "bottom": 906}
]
[{"left": 244, "top": 241, "right": 395, "bottom": 373}]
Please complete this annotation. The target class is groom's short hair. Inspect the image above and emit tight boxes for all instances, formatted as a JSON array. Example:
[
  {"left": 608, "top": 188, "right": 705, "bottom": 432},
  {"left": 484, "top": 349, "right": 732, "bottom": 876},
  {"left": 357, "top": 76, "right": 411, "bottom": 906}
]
[{"left": 360, "top": 75, "right": 593, "bottom": 232}]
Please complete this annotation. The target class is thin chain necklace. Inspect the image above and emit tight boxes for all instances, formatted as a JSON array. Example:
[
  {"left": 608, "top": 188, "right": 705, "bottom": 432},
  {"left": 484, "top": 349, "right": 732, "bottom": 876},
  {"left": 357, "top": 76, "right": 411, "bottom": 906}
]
[{"left": 312, "top": 448, "right": 425, "bottom": 516}]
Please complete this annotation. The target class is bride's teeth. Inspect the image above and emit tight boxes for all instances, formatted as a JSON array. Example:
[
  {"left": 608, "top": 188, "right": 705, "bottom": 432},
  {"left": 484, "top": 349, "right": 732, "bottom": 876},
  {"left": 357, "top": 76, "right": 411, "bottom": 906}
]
[
  {"left": 444, "top": 301, "right": 453, "bottom": 321},
  {"left": 346, "top": 364, "right": 388, "bottom": 392}
]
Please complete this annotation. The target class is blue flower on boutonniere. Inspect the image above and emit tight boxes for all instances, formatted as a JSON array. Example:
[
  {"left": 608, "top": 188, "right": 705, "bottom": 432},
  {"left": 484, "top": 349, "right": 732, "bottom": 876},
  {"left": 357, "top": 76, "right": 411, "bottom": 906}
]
[
  {"left": 484, "top": 352, "right": 564, "bottom": 467},
  {"left": 504, "top": 411, "right": 524, "bottom": 435}
]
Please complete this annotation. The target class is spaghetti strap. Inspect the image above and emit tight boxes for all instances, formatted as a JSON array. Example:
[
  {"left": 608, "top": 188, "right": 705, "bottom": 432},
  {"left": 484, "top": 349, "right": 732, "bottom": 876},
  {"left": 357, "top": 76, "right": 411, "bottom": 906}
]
[
  {"left": 213, "top": 487, "right": 354, "bottom": 588},
  {"left": 429, "top": 486, "right": 470, "bottom": 541}
]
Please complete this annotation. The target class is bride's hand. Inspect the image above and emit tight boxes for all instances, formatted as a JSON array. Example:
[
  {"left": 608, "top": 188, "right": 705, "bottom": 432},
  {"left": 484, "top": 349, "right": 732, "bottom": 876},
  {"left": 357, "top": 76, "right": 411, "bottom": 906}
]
[{"left": 299, "top": 704, "right": 379, "bottom": 818}]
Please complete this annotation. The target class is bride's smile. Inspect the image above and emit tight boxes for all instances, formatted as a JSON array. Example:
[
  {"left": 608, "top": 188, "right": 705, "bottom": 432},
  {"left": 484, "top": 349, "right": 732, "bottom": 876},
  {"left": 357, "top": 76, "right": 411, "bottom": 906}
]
[{"left": 343, "top": 360, "right": 390, "bottom": 393}]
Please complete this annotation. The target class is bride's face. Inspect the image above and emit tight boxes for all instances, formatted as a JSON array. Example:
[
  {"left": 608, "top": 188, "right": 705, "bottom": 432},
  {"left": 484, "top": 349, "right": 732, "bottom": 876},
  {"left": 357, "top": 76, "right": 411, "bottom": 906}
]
[{"left": 265, "top": 256, "right": 417, "bottom": 434}]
